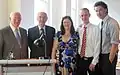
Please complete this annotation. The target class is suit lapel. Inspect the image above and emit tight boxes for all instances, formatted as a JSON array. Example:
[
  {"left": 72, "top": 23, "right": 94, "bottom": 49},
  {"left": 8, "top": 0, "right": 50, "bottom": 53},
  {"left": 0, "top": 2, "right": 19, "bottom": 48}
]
[
  {"left": 36, "top": 26, "right": 41, "bottom": 38},
  {"left": 19, "top": 28, "right": 23, "bottom": 45},
  {"left": 7, "top": 26, "right": 19, "bottom": 47},
  {"left": 45, "top": 26, "right": 48, "bottom": 40},
  {"left": 8, "top": 26, "right": 17, "bottom": 41}
]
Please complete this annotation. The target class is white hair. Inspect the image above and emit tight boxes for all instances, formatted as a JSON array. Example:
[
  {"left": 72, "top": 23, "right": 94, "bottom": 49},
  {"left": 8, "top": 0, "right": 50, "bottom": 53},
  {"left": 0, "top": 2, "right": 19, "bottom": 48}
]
[{"left": 9, "top": 12, "right": 21, "bottom": 18}]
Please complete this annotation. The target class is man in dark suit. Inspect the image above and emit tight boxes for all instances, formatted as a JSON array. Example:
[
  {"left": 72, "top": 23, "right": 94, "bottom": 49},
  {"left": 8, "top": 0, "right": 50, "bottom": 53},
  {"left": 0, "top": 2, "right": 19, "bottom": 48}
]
[
  {"left": 0, "top": 12, "right": 28, "bottom": 59},
  {"left": 28, "top": 12, "right": 55, "bottom": 59}
]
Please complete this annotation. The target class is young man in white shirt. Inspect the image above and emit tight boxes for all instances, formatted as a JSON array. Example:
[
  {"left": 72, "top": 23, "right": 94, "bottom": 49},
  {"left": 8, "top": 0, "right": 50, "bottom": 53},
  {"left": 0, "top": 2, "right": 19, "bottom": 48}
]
[
  {"left": 76, "top": 8, "right": 100, "bottom": 75},
  {"left": 94, "top": 1, "right": 119, "bottom": 75}
]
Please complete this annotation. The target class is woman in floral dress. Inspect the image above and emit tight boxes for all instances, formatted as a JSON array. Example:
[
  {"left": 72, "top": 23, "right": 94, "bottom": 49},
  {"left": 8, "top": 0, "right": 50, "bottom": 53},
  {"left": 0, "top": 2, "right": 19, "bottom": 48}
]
[{"left": 51, "top": 16, "right": 79, "bottom": 75}]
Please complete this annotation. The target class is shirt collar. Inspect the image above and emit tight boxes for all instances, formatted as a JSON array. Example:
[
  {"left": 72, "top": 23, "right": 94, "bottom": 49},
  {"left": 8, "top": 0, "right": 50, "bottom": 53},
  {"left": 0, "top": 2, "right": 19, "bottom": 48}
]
[
  {"left": 81, "top": 22, "right": 91, "bottom": 28},
  {"left": 102, "top": 15, "right": 109, "bottom": 23},
  {"left": 10, "top": 23, "right": 20, "bottom": 32},
  {"left": 38, "top": 25, "right": 46, "bottom": 30}
]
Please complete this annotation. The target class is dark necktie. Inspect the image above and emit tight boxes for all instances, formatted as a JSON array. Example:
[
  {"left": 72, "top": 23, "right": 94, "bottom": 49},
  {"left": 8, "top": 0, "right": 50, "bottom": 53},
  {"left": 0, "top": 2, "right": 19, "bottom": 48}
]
[
  {"left": 15, "top": 29, "right": 21, "bottom": 48},
  {"left": 41, "top": 28, "right": 46, "bottom": 38},
  {"left": 80, "top": 26, "right": 87, "bottom": 57},
  {"left": 41, "top": 28, "right": 44, "bottom": 34},
  {"left": 40, "top": 28, "right": 47, "bottom": 57},
  {"left": 100, "top": 21, "right": 103, "bottom": 53}
]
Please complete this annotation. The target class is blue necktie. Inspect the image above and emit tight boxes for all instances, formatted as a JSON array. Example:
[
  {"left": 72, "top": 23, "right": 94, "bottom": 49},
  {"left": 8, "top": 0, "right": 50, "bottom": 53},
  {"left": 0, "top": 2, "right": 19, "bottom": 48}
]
[{"left": 15, "top": 29, "right": 21, "bottom": 48}]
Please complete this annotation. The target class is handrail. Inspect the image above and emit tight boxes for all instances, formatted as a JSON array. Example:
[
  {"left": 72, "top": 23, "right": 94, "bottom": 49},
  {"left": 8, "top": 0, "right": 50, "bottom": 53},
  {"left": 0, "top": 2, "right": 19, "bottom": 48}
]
[{"left": 0, "top": 59, "right": 52, "bottom": 64}]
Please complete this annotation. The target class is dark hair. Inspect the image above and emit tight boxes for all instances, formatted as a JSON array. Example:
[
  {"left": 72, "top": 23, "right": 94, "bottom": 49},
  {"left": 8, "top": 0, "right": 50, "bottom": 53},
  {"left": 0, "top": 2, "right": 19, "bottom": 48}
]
[
  {"left": 60, "top": 16, "right": 75, "bottom": 35},
  {"left": 94, "top": 1, "right": 108, "bottom": 13}
]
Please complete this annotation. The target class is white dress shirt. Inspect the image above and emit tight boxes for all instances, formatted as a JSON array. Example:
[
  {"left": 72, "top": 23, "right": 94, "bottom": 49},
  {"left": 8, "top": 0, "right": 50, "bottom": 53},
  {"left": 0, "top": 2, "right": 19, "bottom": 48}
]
[
  {"left": 99, "top": 15, "right": 119, "bottom": 54},
  {"left": 10, "top": 23, "right": 21, "bottom": 38},
  {"left": 38, "top": 25, "right": 46, "bottom": 35},
  {"left": 77, "top": 23, "right": 100, "bottom": 65}
]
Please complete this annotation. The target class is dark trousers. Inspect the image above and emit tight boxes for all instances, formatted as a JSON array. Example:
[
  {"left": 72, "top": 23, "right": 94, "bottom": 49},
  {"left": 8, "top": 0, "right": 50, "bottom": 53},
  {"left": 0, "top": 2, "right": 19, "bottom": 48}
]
[
  {"left": 76, "top": 55, "right": 96, "bottom": 75},
  {"left": 95, "top": 54, "right": 117, "bottom": 75}
]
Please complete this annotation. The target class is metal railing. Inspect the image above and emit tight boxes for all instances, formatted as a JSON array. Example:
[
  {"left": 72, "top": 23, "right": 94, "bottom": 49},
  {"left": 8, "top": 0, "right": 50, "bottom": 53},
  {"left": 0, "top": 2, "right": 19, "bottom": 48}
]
[{"left": 0, "top": 59, "right": 53, "bottom": 75}]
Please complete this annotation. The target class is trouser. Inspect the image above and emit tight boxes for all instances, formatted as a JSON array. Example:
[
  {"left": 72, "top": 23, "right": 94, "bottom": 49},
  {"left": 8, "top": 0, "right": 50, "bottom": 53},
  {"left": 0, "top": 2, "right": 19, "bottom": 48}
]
[
  {"left": 95, "top": 53, "right": 117, "bottom": 75},
  {"left": 76, "top": 55, "right": 95, "bottom": 75}
]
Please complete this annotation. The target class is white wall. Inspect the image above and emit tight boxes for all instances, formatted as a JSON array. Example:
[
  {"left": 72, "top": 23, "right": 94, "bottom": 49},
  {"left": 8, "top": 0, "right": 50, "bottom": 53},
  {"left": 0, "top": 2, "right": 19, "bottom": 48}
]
[
  {"left": 0, "top": 0, "right": 8, "bottom": 29},
  {"left": 8, "top": 0, "right": 21, "bottom": 14},
  {"left": 51, "top": 0, "right": 82, "bottom": 31},
  {"left": 83, "top": 0, "right": 120, "bottom": 25},
  {"left": 0, "top": 0, "right": 120, "bottom": 30},
  {"left": 0, "top": 0, "right": 84, "bottom": 31},
  {"left": 8, "top": 0, "right": 21, "bottom": 25},
  {"left": 0, "top": 0, "right": 21, "bottom": 29},
  {"left": 0, "top": 0, "right": 34, "bottom": 30},
  {"left": 76, "top": 0, "right": 84, "bottom": 27},
  {"left": 82, "top": 0, "right": 100, "bottom": 25},
  {"left": 21, "top": 0, "right": 34, "bottom": 30},
  {"left": 51, "top": 0, "right": 65, "bottom": 31}
]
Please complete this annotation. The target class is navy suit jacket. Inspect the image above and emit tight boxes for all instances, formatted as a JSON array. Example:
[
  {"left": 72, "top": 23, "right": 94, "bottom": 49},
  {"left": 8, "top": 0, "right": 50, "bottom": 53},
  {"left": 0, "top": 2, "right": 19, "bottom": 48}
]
[{"left": 28, "top": 25, "right": 55, "bottom": 58}]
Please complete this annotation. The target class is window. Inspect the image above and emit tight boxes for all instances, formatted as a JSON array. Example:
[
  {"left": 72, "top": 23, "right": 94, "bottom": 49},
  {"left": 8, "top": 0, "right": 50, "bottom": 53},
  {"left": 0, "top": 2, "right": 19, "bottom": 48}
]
[
  {"left": 71, "top": 0, "right": 78, "bottom": 30},
  {"left": 82, "top": 2, "right": 100, "bottom": 25},
  {"left": 34, "top": 0, "right": 49, "bottom": 25}
]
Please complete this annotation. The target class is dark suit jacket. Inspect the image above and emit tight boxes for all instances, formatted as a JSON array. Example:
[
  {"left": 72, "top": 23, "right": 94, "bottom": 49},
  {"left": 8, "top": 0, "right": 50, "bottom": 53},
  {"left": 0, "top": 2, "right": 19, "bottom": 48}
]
[
  {"left": 0, "top": 26, "right": 28, "bottom": 59},
  {"left": 28, "top": 25, "right": 55, "bottom": 58}
]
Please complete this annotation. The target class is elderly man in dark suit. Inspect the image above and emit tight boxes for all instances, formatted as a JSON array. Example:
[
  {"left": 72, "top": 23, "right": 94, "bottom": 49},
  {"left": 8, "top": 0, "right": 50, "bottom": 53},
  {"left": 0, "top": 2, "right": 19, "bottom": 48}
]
[
  {"left": 0, "top": 12, "right": 28, "bottom": 59},
  {"left": 28, "top": 12, "right": 55, "bottom": 59}
]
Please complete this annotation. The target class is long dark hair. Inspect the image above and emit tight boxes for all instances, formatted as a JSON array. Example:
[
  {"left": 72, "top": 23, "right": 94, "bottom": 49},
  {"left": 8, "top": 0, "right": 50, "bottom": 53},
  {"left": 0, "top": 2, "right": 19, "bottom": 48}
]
[{"left": 60, "top": 16, "right": 75, "bottom": 35}]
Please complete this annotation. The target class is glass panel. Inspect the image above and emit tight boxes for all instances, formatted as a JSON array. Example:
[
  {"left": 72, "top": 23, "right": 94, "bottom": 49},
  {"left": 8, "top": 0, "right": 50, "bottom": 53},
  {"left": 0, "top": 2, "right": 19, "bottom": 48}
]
[
  {"left": 71, "top": 8, "right": 76, "bottom": 27},
  {"left": 71, "top": 0, "right": 76, "bottom": 9},
  {"left": 34, "top": 0, "right": 48, "bottom": 25},
  {"left": 71, "top": 0, "right": 77, "bottom": 27}
]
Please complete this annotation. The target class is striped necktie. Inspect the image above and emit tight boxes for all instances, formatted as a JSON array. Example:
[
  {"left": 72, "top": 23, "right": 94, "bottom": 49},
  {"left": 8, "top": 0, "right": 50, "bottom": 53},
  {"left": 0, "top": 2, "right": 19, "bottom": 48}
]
[
  {"left": 80, "top": 26, "right": 87, "bottom": 57},
  {"left": 40, "top": 28, "right": 45, "bottom": 39},
  {"left": 15, "top": 29, "right": 21, "bottom": 48}
]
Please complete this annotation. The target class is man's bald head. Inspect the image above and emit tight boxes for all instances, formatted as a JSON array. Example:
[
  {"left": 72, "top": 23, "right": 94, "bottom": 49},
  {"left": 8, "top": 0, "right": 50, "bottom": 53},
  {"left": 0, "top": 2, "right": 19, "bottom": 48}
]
[
  {"left": 9, "top": 12, "right": 21, "bottom": 28},
  {"left": 37, "top": 12, "right": 48, "bottom": 27}
]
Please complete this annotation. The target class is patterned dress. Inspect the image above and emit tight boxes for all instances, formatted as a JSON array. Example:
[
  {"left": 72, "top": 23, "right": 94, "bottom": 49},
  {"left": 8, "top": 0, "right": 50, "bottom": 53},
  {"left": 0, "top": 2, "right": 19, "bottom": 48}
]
[{"left": 55, "top": 31, "right": 79, "bottom": 75}]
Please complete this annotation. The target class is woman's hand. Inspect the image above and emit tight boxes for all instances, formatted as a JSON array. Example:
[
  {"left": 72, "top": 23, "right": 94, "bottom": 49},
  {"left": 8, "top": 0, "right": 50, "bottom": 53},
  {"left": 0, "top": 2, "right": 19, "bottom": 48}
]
[{"left": 52, "top": 59, "right": 57, "bottom": 63}]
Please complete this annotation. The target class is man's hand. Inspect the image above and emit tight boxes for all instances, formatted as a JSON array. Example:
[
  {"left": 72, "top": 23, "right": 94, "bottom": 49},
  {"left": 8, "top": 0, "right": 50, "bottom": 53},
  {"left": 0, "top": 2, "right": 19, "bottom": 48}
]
[
  {"left": 109, "top": 44, "right": 118, "bottom": 64},
  {"left": 89, "top": 64, "right": 95, "bottom": 71},
  {"left": 109, "top": 57, "right": 113, "bottom": 64}
]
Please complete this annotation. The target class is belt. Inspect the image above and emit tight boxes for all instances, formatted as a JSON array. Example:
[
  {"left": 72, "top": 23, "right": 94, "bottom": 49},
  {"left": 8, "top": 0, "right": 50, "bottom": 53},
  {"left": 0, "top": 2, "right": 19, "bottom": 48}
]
[
  {"left": 100, "top": 53, "right": 118, "bottom": 55},
  {"left": 80, "top": 56, "right": 93, "bottom": 60}
]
